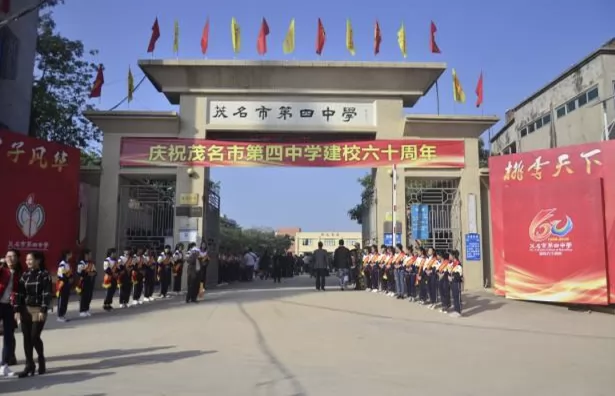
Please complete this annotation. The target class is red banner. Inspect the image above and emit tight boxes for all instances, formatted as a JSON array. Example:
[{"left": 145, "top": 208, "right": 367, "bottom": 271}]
[
  {"left": 489, "top": 140, "right": 615, "bottom": 304},
  {"left": 119, "top": 138, "right": 465, "bottom": 168},
  {"left": 0, "top": 130, "right": 80, "bottom": 270},
  {"left": 502, "top": 179, "right": 608, "bottom": 304}
]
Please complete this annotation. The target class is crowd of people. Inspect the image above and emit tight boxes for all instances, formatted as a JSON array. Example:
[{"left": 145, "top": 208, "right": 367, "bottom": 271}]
[
  {"left": 312, "top": 240, "right": 464, "bottom": 317},
  {"left": 0, "top": 238, "right": 464, "bottom": 379},
  {"left": 0, "top": 241, "right": 211, "bottom": 378}
]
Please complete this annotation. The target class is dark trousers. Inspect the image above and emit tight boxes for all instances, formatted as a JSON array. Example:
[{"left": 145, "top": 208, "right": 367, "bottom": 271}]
[
  {"left": 0, "top": 303, "right": 16, "bottom": 365},
  {"left": 387, "top": 269, "right": 395, "bottom": 292},
  {"left": 20, "top": 313, "right": 45, "bottom": 367},
  {"left": 119, "top": 274, "right": 131, "bottom": 305},
  {"left": 407, "top": 273, "right": 417, "bottom": 298},
  {"left": 451, "top": 281, "right": 462, "bottom": 313},
  {"left": 186, "top": 272, "right": 200, "bottom": 302},
  {"left": 244, "top": 266, "right": 254, "bottom": 281},
  {"left": 103, "top": 281, "right": 117, "bottom": 306},
  {"left": 173, "top": 270, "right": 182, "bottom": 292},
  {"left": 272, "top": 266, "right": 282, "bottom": 283},
  {"left": 144, "top": 270, "right": 155, "bottom": 298},
  {"left": 159, "top": 267, "right": 170, "bottom": 296},
  {"left": 314, "top": 268, "right": 326, "bottom": 290},
  {"left": 79, "top": 277, "right": 95, "bottom": 312},
  {"left": 371, "top": 267, "right": 380, "bottom": 290},
  {"left": 419, "top": 277, "right": 428, "bottom": 301},
  {"left": 428, "top": 273, "right": 438, "bottom": 304},
  {"left": 201, "top": 264, "right": 208, "bottom": 287},
  {"left": 133, "top": 274, "right": 144, "bottom": 301},
  {"left": 364, "top": 267, "right": 372, "bottom": 289},
  {"left": 439, "top": 276, "right": 451, "bottom": 309},
  {"left": 56, "top": 282, "right": 70, "bottom": 317}
]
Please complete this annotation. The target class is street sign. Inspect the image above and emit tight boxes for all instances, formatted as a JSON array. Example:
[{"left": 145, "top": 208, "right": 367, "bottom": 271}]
[{"left": 465, "top": 233, "right": 481, "bottom": 261}]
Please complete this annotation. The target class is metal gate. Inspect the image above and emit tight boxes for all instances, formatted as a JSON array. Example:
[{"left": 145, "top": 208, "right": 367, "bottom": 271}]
[
  {"left": 117, "top": 180, "right": 175, "bottom": 251},
  {"left": 406, "top": 178, "right": 461, "bottom": 252}
]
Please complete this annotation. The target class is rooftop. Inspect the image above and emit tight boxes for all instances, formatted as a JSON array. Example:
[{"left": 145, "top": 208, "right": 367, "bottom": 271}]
[{"left": 138, "top": 59, "right": 447, "bottom": 108}]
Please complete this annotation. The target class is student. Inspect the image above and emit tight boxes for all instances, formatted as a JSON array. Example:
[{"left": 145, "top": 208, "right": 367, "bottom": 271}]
[
  {"left": 185, "top": 243, "right": 201, "bottom": 303},
  {"left": 0, "top": 249, "right": 21, "bottom": 377},
  {"left": 56, "top": 250, "right": 73, "bottom": 322},
  {"left": 102, "top": 248, "right": 119, "bottom": 311},
  {"left": 157, "top": 245, "right": 173, "bottom": 298},
  {"left": 76, "top": 249, "right": 97, "bottom": 317},
  {"left": 171, "top": 243, "right": 185, "bottom": 295},
  {"left": 449, "top": 250, "right": 463, "bottom": 317},
  {"left": 118, "top": 247, "right": 133, "bottom": 308},
  {"left": 393, "top": 244, "right": 406, "bottom": 299},
  {"left": 437, "top": 252, "right": 451, "bottom": 313},
  {"left": 403, "top": 246, "right": 416, "bottom": 301}
]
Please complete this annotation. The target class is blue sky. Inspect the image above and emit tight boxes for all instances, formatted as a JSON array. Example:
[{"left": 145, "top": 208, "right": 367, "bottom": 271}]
[{"left": 52, "top": 0, "right": 614, "bottom": 231}]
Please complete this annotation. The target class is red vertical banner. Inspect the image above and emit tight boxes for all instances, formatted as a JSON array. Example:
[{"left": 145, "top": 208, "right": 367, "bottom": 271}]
[
  {"left": 0, "top": 130, "right": 80, "bottom": 270},
  {"left": 489, "top": 140, "right": 615, "bottom": 304},
  {"left": 502, "top": 179, "right": 608, "bottom": 304}
]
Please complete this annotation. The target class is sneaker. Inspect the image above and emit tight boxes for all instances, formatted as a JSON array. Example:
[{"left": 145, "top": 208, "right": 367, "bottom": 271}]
[
  {"left": 365, "top": 288, "right": 372, "bottom": 292},
  {"left": 57, "top": 317, "right": 69, "bottom": 323},
  {"left": 138, "top": 300, "right": 144, "bottom": 305},
  {"left": 79, "top": 312, "right": 88, "bottom": 318},
  {"left": 0, "top": 364, "right": 14, "bottom": 377},
  {"left": 449, "top": 312, "right": 462, "bottom": 318},
  {"left": 86, "top": 311, "right": 92, "bottom": 317}
]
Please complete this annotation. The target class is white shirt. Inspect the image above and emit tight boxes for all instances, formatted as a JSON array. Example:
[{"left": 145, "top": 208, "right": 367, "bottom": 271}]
[
  {"left": 0, "top": 269, "right": 13, "bottom": 304},
  {"left": 243, "top": 252, "right": 258, "bottom": 267}
]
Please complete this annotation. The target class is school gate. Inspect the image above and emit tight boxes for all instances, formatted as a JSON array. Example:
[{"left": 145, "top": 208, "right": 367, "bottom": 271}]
[{"left": 83, "top": 60, "right": 497, "bottom": 290}]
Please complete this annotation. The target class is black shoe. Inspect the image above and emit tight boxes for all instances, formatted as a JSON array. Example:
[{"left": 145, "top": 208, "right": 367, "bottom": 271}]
[
  {"left": 17, "top": 365, "right": 36, "bottom": 378},
  {"left": 38, "top": 357, "right": 46, "bottom": 375}
]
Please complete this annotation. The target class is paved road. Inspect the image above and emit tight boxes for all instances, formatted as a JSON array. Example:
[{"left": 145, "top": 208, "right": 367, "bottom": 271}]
[{"left": 1, "top": 275, "right": 614, "bottom": 396}]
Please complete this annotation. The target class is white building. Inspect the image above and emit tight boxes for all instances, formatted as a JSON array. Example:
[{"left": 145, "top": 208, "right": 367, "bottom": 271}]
[
  {"left": 295, "top": 231, "right": 362, "bottom": 256},
  {"left": 0, "top": 0, "right": 39, "bottom": 134}
]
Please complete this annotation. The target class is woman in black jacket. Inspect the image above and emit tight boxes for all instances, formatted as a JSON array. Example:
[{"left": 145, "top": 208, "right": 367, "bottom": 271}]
[{"left": 14, "top": 251, "right": 52, "bottom": 377}]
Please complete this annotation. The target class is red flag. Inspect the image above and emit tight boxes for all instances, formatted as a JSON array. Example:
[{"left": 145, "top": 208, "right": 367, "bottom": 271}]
[
  {"left": 147, "top": 18, "right": 161, "bottom": 53},
  {"left": 201, "top": 18, "right": 210, "bottom": 55},
  {"left": 430, "top": 21, "right": 441, "bottom": 54},
  {"left": 374, "top": 20, "right": 382, "bottom": 55},
  {"left": 1, "top": 0, "right": 10, "bottom": 14},
  {"left": 257, "top": 18, "right": 270, "bottom": 56},
  {"left": 89, "top": 64, "right": 105, "bottom": 99},
  {"left": 475, "top": 71, "right": 484, "bottom": 108},
  {"left": 316, "top": 18, "right": 326, "bottom": 55}
]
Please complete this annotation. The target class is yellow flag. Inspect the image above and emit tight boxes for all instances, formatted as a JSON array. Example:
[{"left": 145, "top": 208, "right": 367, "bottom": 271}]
[
  {"left": 452, "top": 68, "right": 466, "bottom": 103},
  {"left": 346, "top": 19, "right": 355, "bottom": 56},
  {"left": 283, "top": 18, "right": 295, "bottom": 54},
  {"left": 173, "top": 20, "right": 179, "bottom": 54},
  {"left": 127, "top": 67, "right": 134, "bottom": 103},
  {"left": 397, "top": 23, "right": 406, "bottom": 58},
  {"left": 231, "top": 17, "right": 241, "bottom": 54}
]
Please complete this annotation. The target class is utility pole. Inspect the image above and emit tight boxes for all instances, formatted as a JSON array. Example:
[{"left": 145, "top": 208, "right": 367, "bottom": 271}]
[{"left": 593, "top": 94, "right": 615, "bottom": 141}]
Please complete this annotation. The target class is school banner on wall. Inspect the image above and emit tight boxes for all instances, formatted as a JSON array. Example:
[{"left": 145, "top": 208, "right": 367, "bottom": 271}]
[
  {"left": 489, "top": 140, "right": 615, "bottom": 304},
  {"left": 0, "top": 130, "right": 80, "bottom": 267},
  {"left": 119, "top": 138, "right": 465, "bottom": 168},
  {"left": 502, "top": 179, "right": 608, "bottom": 305}
]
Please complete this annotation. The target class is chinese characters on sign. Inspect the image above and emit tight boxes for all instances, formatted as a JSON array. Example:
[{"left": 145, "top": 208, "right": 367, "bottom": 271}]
[
  {"left": 503, "top": 148, "right": 603, "bottom": 182},
  {"left": 7, "top": 240, "right": 49, "bottom": 251},
  {"left": 208, "top": 100, "right": 375, "bottom": 127},
  {"left": 465, "top": 233, "right": 481, "bottom": 261},
  {"left": 1, "top": 137, "right": 71, "bottom": 173},
  {"left": 119, "top": 138, "right": 466, "bottom": 168},
  {"left": 529, "top": 241, "right": 573, "bottom": 257}
]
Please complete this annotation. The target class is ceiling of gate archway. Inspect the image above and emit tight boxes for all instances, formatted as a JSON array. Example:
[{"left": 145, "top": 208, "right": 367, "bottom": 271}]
[{"left": 206, "top": 131, "right": 376, "bottom": 143}]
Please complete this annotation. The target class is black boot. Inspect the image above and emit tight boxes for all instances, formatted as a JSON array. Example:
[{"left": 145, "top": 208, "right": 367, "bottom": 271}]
[
  {"left": 17, "top": 363, "right": 36, "bottom": 378},
  {"left": 38, "top": 356, "right": 46, "bottom": 375}
]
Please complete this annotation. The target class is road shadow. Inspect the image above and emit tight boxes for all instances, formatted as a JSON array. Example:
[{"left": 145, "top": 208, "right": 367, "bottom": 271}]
[
  {"left": 461, "top": 294, "right": 505, "bottom": 317},
  {"left": 48, "top": 349, "right": 216, "bottom": 373},
  {"left": 237, "top": 303, "right": 307, "bottom": 396},
  {"left": 0, "top": 371, "right": 113, "bottom": 394},
  {"left": 47, "top": 345, "right": 174, "bottom": 363}
]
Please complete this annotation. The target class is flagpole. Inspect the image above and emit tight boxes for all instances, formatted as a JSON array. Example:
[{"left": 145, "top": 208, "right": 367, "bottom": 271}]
[{"left": 435, "top": 81, "right": 441, "bottom": 115}]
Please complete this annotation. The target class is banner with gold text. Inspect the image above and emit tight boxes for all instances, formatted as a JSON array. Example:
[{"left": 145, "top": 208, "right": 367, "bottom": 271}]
[{"left": 119, "top": 138, "right": 465, "bottom": 168}]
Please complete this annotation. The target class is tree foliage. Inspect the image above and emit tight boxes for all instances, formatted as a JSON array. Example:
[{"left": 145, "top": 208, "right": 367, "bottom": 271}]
[
  {"left": 479, "top": 138, "right": 490, "bottom": 167},
  {"left": 219, "top": 215, "right": 293, "bottom": 254},
  {"left": 347, "top": 173, "right": 374, "bottom": 225},
  {"left": 29, "top": 3, "right": 101, "bottom": 149}
]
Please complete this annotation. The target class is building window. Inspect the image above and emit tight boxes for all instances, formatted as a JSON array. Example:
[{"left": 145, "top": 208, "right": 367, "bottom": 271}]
[
  {"left": 301, "top": 239, "right": 313, "bottom": 246},
  {"left": 520, "top": 128, "right": 528, "bottom": 137},
  {"left": 543, "top": 113, "right": 551, "bottom": 125},
  {"left": 587, "top": 87, "right": 599, "bottom": 102},
  {"left": 0, "top": 27, "right": 19, "bottom": 80},
  {"left": 503, "top": 142, "right": 517, "bottom": 155},
  {"left": 528, "top": 123, "right": 535, "bottom": 133},
  {"left": 566, "top": 99, "right": 576, "bottom": 113},
  {"left": 535, "top": 118, "right": 543, "bottom": 129},
  {"left": 556, "top": 106, "right": 566, "bottom": 118},
  {"left": 323, "top": 239, "right": 336, "bottom": 247},
  {"left": 577, "top": 92, "right": 588, "bottom": 107}
]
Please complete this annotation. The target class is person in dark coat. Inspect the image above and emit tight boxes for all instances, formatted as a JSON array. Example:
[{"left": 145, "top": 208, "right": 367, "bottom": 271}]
[{"left": 333, "top": 240, "right": 352, "bottom": 290}]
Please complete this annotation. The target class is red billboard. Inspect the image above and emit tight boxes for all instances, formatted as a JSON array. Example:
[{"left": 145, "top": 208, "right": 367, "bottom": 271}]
[
  {"left": 0, "top": 130, "right": 80, "bottom": 270},
  {"left": 489, "top": 140, "right": 615, "bottom": 305},
  {"left": 119, "top": 138, "right": 465, "bottom": 168}
]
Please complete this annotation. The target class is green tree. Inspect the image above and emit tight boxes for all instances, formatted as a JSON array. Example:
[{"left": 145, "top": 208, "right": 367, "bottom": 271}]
[
  {"left": 29, "top": 2, "right": 101, "bottom": 149},
  {"left": 219, "top": 216, "right": 292, "bottom": 253},
  {"left": 479, "top": 138, "right": 490, "bottom": 167},
  {"left": 347, "top": 173, "right": 374, "bottom": 225}
]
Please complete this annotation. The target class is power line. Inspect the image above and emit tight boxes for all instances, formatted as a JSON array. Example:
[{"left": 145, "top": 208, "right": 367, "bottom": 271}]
[
  {"left": 107, "top": 75, "right": 147, "bottom": 111},
  {"left": 0, "top": 0, "right": 49, "bottom": 30}
]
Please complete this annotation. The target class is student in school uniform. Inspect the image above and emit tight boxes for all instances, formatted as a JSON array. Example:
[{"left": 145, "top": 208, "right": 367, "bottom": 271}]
[
  {"left": 437, "top": 251, "right": 451, "bottom": 313},
  {"left": 449, "top": 250, "right": 463, "bottom": 317}
]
